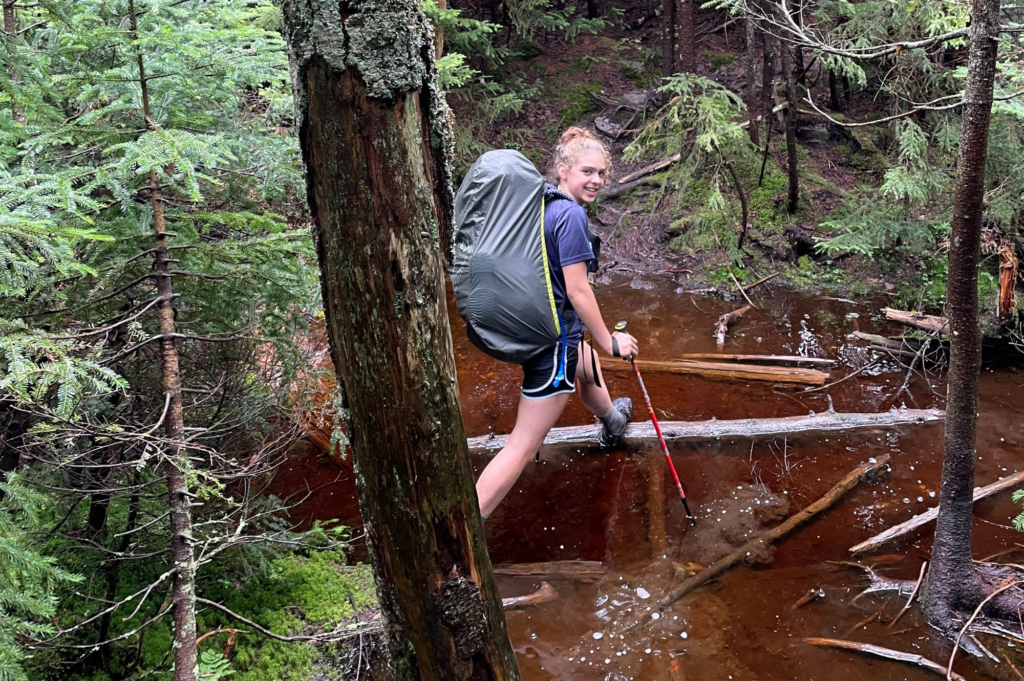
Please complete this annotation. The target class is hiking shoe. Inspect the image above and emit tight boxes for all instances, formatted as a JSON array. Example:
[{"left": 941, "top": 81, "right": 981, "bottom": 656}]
[{"left": 598, "top": 397, "right": 633, "bottom": 448}]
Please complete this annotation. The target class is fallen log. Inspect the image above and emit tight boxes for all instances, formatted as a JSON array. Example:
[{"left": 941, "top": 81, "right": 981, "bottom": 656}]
[
  {"left": 655, "top": 456, "right": 890, "bottom": 609},
  {"left": 467, "top": 408, "right": 944, "bottom": 452},
  {"left": 603, "top": 357, "right": 828, "bottom": 386},
  {"left": 492, "top": 561, "right": 608, "bottom": 583},
  {"left": 714, "top": 305, "right": 753, "bottom": 349},
  {"left": 678, "top": 353, "right": 835, "bottom": 366},
  {"left": 883, "top": 307, "right": 949, "bottom": 334},
  {"left": 502, "top": 582, "right": 558, "bottom": 610},
  {"left": 849, "top": 469, "right": 1024, "bottom": 554},
  {"left": 804, "top": 638, "right": 965, "bottom": 681}
]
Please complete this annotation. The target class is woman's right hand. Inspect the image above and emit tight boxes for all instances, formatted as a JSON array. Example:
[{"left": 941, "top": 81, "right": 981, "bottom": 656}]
[{"left": 608, "top": 331, "right": 638, "bottom": 360}]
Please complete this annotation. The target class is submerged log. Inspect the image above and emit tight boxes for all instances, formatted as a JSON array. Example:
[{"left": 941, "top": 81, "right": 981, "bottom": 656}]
[
  {"left": 655, "top": 456, "right": 890, "bottom": 609},
  {"left": 501, "top": 582, "right": 558, "bottom": 610},
  {"left": 678, "top": 353, "right": 835, "bottom": 366},
  {"left": 602, "top": 357, "right": 828, "bottom": 386},
  {"left": 714, "top": 304, "right": 753, "bottom": 350},
  {"left": 804, "top": 638, "right": 965, "bottom": 680},
  {"left": 849, "top": 469, "right": 1024, "bottom": 554},
  {"left": 492, "top": 561, "right": 608, "bottom": 582},
  {"left": 467, "top": 408, "right": 944, "bottom": 452},
  {"left": 883, "top": 307, "right": 949, "bottom": 334}
]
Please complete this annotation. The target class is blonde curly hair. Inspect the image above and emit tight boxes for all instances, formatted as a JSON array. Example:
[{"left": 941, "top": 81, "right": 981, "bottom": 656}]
[{"left": 550, "top": 126, "right": 612, "bottom": 183}]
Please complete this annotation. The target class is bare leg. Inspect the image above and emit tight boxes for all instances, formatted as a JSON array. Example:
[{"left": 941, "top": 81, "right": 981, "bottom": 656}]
[
  {"left": 575, "top": 340, "right": 613, "bottom": 419},
  {"left": 476, "top": 391, "right": 571, "bottom": 517}
]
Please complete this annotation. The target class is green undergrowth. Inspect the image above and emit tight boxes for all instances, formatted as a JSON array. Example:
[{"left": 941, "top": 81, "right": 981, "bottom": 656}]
[{"left": 205, "top": 550, "right": 376, "bottom": 681}]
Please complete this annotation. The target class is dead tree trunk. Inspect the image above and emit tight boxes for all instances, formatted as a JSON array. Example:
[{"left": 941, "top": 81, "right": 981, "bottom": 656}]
[
  {"left": 278, "top": 2, "right": 519, "bottom": 679},
  {"left": 677, "top": 0, "right": 696, "bottom": 74},
  {"left": 923, "top": 0, "right": 1000, "bottom": 632},
  {"left": 828, "top": 69, "right": 843, "bottom": 111},
  {"left": 128, "top": 2, "right": 197, "bottom": 679},
  {"left": 998, "top": 244, "right": 1018, "bottom": 321},
  {"left": 781, "top": 41, "right": 799, "bottom": 213},
  {"left": 662, "top": 0, "right": 676, "bottom": 78},
  {"left": 745, "top": 18, "right": 759, "bottom": 144}
]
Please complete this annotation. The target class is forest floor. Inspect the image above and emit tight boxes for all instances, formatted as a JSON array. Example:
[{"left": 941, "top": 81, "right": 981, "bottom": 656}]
[{"left": 454, "top": 5, "right": 950, "bottom": 312}]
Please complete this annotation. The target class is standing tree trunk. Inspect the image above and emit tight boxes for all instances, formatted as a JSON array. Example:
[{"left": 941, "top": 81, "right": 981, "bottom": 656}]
[
  {"left": 923, "top": 0, "right": 1001, "bottom": 630},
  {"left": 677, "top": 0, "right": 696, "bottom": 74},
  {"left": 662, "top": 0, "right": 676, "bottom": 78},
  {"left": 3, "top": 0, "right": 24, "bottom": 124},
  {"left": 760, "top": 25, "right": 775, "bottom": 127},
  {"left": 828, "top": 68, "right": 843, "bottom": 111},
  {"left": 745, "top": 18, "right": 759, "bottom": 144},
  {"left": 278, "top": 2, "right": 519, "bottom": 679},
  {"left": 127, "top": 2, "right": 197, "bottom": 679},
  {"left": 781, "top": 41, "right": 799, "bottom": 213}
]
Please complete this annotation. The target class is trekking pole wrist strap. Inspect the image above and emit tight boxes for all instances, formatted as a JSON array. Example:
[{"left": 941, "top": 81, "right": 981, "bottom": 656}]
[{"left": 611, "top": 335, "right": 621, "bottom": 358}]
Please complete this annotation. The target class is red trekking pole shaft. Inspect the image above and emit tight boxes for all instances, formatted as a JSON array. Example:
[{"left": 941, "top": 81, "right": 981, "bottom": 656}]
[{"left": 615, "top": 322, "right": 696, "bottom": 525}]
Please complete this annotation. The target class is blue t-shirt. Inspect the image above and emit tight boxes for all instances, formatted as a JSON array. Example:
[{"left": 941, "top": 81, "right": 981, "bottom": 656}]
[{"left": 543, "top": 190, "right": 594, "bottom": 342}]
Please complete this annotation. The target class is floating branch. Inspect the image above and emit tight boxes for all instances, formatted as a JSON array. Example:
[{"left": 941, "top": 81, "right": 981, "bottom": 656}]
[{"left": 849, "top": 469, "right": 1024, "bottom": 554}]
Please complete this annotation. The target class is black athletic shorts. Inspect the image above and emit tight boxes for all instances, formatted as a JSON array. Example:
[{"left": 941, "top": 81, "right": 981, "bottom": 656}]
[{"left": 521, "top": 339, "right": 580, "bottom": 399}]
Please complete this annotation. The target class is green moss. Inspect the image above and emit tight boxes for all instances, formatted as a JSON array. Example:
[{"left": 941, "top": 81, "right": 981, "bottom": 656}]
[
  {"left": 198, "top": 551, "right": 377, "bottom": 681},
  {"left": 556, "top": 81, "right": 603, "bottom": 125},
  {"left": 708, "top": 52, "right": 739, "bottom": 70}
]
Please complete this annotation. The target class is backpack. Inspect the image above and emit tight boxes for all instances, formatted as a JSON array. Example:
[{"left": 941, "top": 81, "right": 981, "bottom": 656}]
[{"left": 450, "top": 150, "right": 599, "bottom": 365}]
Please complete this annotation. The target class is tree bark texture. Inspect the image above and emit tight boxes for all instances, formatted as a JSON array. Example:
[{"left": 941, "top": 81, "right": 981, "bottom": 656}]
[
  {"left": 923, "top": 0, "right": 1000, "bottom": 630},
  {"left": 760, "top": 26, "right": 775, "bottom": 130},
  {"left": 677, "top": 0, "right": 696, "bottom": 74},
  {"left": 3, "top": 0, "right": 23, "bottom": 124},
  {"left": 128, "top": 2, "right": 197, "bottom": 678},
  {"left": 277, "top": 1, "right": 519, "bottom": 679},
  {"left": 745, "top": 18, "right": 759, "bottom": 144},
  {"left": 781, "top": 41, "right": 799, "bottom": 213},
  {"left": 828, "top": 69, "right": 843, "bottom": 111},
  {"left": 661, "top": 0, "right": 675, "bottom": 78}
]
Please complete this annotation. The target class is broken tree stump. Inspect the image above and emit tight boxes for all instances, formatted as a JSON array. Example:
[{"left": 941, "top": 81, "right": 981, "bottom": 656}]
[
  {"left": 467, "top": 409, "right": 944, "bottom": 453},
  {"left": 602, "top": 357, "right": 828, "bottom": 386},
  {"left": 849, "top": 469, "right": 1024, "bottom": 554},
  {"left": 999, "top": 244, "right": 1018, "bottom": 321},
  {"left": 883, "top": 307, "right": 949, "bottom": 334},
  {"left": 501, "top": 582, "right": 558, "bottom": 610},
  {"left": 714, "top": 305, "right": 753, "bottom": 349},
  {"left": 492, "top": 561, "right": 608, "bottom": 583}
]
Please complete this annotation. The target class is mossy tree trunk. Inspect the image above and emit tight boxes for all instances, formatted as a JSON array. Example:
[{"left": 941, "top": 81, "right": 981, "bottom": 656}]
[
  {"left": 277, "top": 1, "right": 520, "bottom": 679},
  {"left": 923, "top": 0, "right": 1000, "bottom": 629}
]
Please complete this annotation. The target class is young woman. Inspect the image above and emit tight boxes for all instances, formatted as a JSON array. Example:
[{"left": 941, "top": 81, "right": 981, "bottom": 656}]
[{"left": 476, "top": 127, "right": 639, "bottom": 519}]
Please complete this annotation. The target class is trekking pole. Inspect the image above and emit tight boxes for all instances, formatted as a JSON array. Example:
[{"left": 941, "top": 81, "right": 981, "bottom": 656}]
[{"left": 615, "top": 321, "right": 696, "bottom": 526}]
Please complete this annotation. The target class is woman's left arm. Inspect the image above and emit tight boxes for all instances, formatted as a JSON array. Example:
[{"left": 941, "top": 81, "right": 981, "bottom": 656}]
[{"left": 564, "top": 262, "right": 638, "bottom": 359}]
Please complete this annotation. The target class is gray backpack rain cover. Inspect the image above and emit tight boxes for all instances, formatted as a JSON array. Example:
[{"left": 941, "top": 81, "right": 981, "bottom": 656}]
[{"left": 450, "top": 150, "right": 563, "bottom": 364}]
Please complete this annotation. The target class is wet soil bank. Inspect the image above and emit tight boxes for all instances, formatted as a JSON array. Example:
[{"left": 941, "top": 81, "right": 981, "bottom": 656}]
[{"left": 271, "top": 275, "right": 1024, "bottom": 680}]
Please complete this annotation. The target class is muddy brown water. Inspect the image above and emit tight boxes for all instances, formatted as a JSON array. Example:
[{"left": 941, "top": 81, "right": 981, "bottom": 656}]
[{"left": 271, "top": 276, "right": 1024, "bottom": 680}]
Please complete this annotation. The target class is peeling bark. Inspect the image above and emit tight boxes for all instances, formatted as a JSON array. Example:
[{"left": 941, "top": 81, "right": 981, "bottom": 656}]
[
  {"left": 277, "top": 1, "right": 518, "bottom": 678},
  {"left": 923, "top": 0, "right": 1000, "bottom": 632}
]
